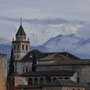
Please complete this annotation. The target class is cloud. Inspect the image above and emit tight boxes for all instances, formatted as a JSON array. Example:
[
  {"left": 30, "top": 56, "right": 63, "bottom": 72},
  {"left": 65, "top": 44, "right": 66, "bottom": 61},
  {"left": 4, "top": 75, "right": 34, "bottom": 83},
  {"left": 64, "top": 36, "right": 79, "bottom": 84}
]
[
  {"left": 76, "top": 24, "right": 90, "bottom": 38},
  {"left": 0, "top": 18, "right": 83, "bottom": 46},
  {"left": 0, "top": 0, "right": 90, "bottom": 22},
  {"left": 0, "top": 16, "right": 84, "bottom": 25}
]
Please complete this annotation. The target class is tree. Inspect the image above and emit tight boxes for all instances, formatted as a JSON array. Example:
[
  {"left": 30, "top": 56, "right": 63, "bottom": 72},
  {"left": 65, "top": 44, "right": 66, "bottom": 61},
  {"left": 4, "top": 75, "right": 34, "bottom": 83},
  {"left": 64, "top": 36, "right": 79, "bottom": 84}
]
[
  {"left": 32, "top": 51, "right": 37, "bottom": 71},
  {"left": 8, "top": 48, "right": 14, "bottom": 76}
]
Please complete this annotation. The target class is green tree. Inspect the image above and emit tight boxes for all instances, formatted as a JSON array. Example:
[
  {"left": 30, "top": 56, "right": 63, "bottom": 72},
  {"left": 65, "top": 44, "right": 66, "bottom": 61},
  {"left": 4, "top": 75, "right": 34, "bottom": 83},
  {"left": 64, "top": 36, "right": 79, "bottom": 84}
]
[
  {"left": 8, "top": 48, "right": 14, "bottom": 76},
  {"left": 32, "top": 51, "right": 37, "bottom": 71}
]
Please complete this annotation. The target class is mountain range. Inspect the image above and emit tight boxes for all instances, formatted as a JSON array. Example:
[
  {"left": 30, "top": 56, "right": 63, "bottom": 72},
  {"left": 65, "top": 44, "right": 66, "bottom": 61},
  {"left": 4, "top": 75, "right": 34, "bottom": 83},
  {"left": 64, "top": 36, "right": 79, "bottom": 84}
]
[{"left": 0, "top": 34, "right": 90, "bottom": 59}]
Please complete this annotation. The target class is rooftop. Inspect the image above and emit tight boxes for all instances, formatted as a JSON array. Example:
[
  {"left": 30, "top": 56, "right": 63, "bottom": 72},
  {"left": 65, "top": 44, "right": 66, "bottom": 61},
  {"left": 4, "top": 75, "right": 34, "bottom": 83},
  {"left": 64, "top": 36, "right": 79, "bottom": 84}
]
[
  {"left": 20, "top": 70, "right": 75, "bottom": 77},
  {"left": 19, "top": 49, "right": 80, "bottom": 62},
  {"left": 16, "top": 25, "right": 26, "bottom": 36},
  {"left": 45, "top": 79, "right": 84, "bottom": 87}
]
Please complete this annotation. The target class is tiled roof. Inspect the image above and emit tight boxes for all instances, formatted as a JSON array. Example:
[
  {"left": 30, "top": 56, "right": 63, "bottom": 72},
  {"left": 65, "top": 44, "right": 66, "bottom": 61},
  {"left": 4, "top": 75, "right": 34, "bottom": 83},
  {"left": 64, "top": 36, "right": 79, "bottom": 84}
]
[
  {"left": 20, "top": 49, "right": 80, "bottom": 62},
  {"left": 16, "top": 25, "right": 26, "bottom": 36},
  {"left": 16, "top": 49, "right": 90, "bottom": 66},
  {"left": 20, "top": 70, "right": 75, "bottom": 77},
  {"left": 36, "top": 62, "right": 90, "bottom": 67},
  {"left": 60, "top": 52, "right": 80, "bottom": 59},
  {"left": 21, "top": 49, "right": 49, "bottom": 62},
  {"left": 45, "top": 80, "right": 84, "bottom": 87},
  {"left": 15, "top": 85, "right": 42, "bottom": 89}
]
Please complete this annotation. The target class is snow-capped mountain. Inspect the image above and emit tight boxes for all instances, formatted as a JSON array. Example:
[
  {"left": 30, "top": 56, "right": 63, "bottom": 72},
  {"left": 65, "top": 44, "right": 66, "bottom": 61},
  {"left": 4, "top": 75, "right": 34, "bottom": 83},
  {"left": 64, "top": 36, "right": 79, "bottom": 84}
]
[
  {"left": 0, "top": 34, "right": 90, "bottom": 59},
  {"left": 37, "top": 34, "right": 90, "bottom": 59}
]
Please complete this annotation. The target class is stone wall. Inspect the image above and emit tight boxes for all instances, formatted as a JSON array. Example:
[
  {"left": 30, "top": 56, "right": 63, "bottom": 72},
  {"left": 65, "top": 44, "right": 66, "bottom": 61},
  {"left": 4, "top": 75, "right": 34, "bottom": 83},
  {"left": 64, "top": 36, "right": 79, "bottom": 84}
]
[
  {"left": 76, "top": 65, "right": 90, "bottom": 84},
  {"left": 0, "top": 54, "right": 7, "bottom": 90},
  {"left": 15, "top": 77, "right": 23, "bottom": 87}
]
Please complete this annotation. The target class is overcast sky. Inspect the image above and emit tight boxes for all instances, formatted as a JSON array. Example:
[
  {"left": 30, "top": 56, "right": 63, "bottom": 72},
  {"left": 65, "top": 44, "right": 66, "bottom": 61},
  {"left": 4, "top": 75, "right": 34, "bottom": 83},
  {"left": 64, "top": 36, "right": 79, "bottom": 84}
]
[
  {"left": 1, "top": 0, "right": 90, "bottom": 58},
  {"left": 0, "top": 0, "right": 90, "bottom": 23}
]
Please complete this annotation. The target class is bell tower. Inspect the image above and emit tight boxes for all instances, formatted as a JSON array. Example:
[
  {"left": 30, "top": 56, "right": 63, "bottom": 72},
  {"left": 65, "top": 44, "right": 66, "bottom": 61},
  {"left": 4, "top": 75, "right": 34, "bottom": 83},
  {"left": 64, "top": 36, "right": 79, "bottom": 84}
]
[{"left": 12, "top": 19, "right": 30, "bottom": 60}]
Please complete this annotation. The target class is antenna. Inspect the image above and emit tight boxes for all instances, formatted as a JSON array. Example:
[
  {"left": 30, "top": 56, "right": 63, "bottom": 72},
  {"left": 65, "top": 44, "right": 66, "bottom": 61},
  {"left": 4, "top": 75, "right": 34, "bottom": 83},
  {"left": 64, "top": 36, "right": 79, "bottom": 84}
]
[{"left": 20, "top": 18, "right": 22, "bottom": 25}]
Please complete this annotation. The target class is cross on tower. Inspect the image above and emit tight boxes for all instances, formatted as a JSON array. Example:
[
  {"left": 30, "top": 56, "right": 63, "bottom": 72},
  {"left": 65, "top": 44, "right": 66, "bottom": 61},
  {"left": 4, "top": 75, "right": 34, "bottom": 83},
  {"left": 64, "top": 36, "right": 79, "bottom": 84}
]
[{"left": 20, "top": 18, "right": 22, "bottom": 25}]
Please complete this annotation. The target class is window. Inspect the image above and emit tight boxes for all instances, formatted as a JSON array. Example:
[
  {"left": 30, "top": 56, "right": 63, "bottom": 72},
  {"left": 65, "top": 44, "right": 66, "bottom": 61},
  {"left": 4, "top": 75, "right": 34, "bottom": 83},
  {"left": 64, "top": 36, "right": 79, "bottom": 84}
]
[
  {"left": 40, "top": 78, "right": 44, "bottom": 85},
  {"left": 77, "top": 77, "right": 80, "bottom": 83},
  {"left": 14, "top": 63, "right": 17, "bottom": 66},
  {"left": 17, "top": 55, "right": 19, "bottom": 59},
  {"left": 28, "top": 78, "right": 33, "bottom": 85},
  {"left": 26, "top": 45, "right": 28, "bottom": 50},
  {"left": 29, "top": 68, "right": 31, "bottom": 71},
  {"left": 53, "top": 77, "right": 57, "bottom": 81},
  {"left": 14, "top": 55, "right": 16, "bottom": 58},
  {"left": 59, "top": 77, "right": 63, "bottom": 79},
  {"left": 72, "top": 89, "right": 75, "bottom": 90},
  {"left": 22, "top": 45, "right": 24, "bottom": 50},
  {"left": 23, "top": 68, "right": 25, "bottom": 73},
  {"left": 14, "top": 45, "right": 16, "bottom": 50},
  {"left": 46, "top": 77, "right": 51, "bottom": 82},
  {"left": 78, "top": 89, "right": 80, "bottom": 90},
  {"left": 17, "top": 45, "right": 19, "bottom": 50},
  {"left": 65, "top": 77, "right": 69, "bottom": 79},
  {"left": 26, "top": 67, "right": 28, "bottom": 72},
  {"left": 2, "top": 54, "right": 4, "bottom": 57},
  {"left": 14, "top": 67, "right": 17, "bottom": 73},
  {"left": 34, "top": 78, "right": 38, "bottom": 85}
]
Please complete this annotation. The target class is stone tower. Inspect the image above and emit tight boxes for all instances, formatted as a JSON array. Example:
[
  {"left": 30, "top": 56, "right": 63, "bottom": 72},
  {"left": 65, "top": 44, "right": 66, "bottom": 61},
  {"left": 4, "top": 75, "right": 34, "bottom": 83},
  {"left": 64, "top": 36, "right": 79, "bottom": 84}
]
[
  {"left": 0, "top": 53, "right": 7, "bottom": 90},
  {"left": 12, "top": 24, "right": 30, "bottom": 60}
]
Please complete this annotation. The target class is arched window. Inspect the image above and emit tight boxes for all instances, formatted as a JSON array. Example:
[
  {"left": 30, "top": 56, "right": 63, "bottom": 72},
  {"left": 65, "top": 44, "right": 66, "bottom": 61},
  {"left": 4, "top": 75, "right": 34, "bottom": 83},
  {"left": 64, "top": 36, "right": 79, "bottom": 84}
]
[
  {"left": 53, "top": 77, "right": 57, "bottom": 81},
  {"left": 26, "top": 67, "right": 28, "bottom": 72},
  {"left": 28, "top": 78, "right": 33, "bottom": 85},
  {"left": 65, "top": 77, "right": 69, "bottom": 79},
  {"left": 17, "top": 55, "right": 18, "bottom": 59},
  {"left": 14, "top": 67, "right": 17, "bottom": 73},
  {"left": 59, "top": 77, "right": 63, "bottom": 79},
  {"left": 17, "top": 45, "right": 19, "bottom": 50},
  {"left": 77, "top": 77, "right": 80, "bottom": 83},
  {"left": 72, "top": 89, "right": 75, "bottom": 90},
  {"left": 34, "top": 78, "right": 38, "bottom": 85},
  {"left": 26, "top": 45, "right": 28, "bottom": 50},
  {"left": 14, "top": 45, "right": 16, "bottom": 50},
  {"left": 46, "top": 77, "right": 51, "bottom": 83},
  {"left": 40, "top": 78, "right": 44, "bottom": 85},
  {"left": 23, "top": 68, "right": 25, "bottom": 73},
  {"left": 22, "top": 45, "right": 24, "bottom": 50}
]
